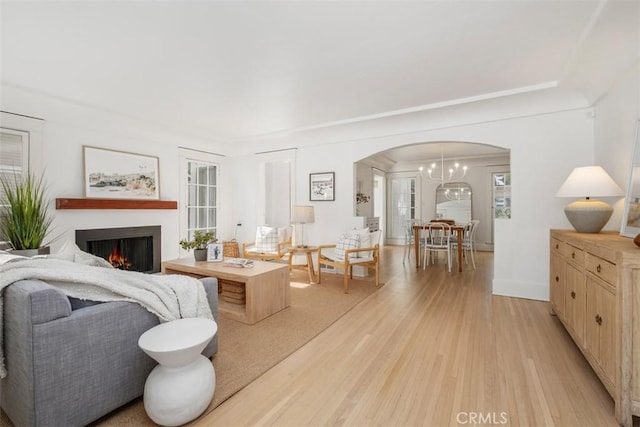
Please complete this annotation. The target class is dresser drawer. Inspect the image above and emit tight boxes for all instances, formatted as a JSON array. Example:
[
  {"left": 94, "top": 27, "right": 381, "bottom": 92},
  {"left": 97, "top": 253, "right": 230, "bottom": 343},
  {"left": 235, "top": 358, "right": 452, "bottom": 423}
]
[
  {"left": 551, "top": 237, "right": 563, "bottom": 255},
  {"left": 562, "top": 243, "right": 584, "bottom": 267},
  {"left": 586, "top": 253, "right": 616, "bottom": 288}
]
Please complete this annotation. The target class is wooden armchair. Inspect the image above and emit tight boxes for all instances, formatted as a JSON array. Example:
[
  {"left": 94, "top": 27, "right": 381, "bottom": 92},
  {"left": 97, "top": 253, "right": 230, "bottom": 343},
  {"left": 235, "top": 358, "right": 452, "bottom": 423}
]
[
  {"left": 317, "top": 229, "right": 381, "bottom": 293},
  {"left": 242, "top": 226, "right": 292, "bottom": 262}
]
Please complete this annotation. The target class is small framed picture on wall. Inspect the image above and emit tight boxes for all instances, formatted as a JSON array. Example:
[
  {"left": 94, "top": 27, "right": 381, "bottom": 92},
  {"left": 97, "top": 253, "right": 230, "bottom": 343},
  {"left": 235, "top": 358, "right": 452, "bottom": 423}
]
[{"left": 310, "top": 172, "right": 335, "bottom": 201}]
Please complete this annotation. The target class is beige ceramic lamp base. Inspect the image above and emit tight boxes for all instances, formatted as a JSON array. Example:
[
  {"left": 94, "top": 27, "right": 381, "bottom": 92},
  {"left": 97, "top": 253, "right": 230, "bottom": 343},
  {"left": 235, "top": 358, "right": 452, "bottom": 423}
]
[{"left": 564, "top": 199, "right": 613, "bottom": 233}]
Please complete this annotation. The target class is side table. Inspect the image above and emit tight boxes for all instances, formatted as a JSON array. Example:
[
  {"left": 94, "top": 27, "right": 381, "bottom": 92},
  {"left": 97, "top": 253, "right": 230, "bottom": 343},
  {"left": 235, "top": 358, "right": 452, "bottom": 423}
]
[
  {"left": 138, "top": 317, "right": 217, "bottom": 426},
  {"left": 288, "top": 246, "right": 318, "bottom": 283}
]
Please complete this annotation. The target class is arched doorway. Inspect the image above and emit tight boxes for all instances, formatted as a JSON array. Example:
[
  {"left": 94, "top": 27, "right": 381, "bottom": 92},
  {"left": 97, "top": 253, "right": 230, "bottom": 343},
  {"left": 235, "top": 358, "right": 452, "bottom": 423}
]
[{"left": 354, "top": 141, "right": 510, "bottom": 252}]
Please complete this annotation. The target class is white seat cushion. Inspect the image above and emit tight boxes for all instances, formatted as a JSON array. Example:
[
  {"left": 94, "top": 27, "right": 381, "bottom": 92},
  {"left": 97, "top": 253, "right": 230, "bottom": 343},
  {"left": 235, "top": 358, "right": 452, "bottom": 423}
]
[
  {"left": 349, "top": 256, "right": 375, "bottom": 264},
  {"left": 277, "top": 226, "right": 292, "bottom": 243},
  {"left": 352, "top": 228, "right": 371, "bottom": 258}
]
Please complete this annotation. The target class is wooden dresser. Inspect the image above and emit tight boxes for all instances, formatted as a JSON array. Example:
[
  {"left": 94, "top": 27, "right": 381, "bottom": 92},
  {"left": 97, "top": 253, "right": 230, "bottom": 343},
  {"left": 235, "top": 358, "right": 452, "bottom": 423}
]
[{"left": 550, "top": 229, "right": 640, "bottom": 426}]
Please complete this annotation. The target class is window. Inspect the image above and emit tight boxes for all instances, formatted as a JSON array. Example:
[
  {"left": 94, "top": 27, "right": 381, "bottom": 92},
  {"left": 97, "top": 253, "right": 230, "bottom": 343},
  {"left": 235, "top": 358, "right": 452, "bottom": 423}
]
[
  {"left": 186, "top": 161, "right": 218, "bottom": 240},
  {"left": 493, "top": 172, "right": 511, "bottom": 219},
  {"left": 0, "top": 128, "right": 29, "bottom": 199},
  {"left": 179, "top": 149, "right": 222, "bottom": 246},
  {"left": 0, "top": 128, "right": 29, "bottom": 247}
]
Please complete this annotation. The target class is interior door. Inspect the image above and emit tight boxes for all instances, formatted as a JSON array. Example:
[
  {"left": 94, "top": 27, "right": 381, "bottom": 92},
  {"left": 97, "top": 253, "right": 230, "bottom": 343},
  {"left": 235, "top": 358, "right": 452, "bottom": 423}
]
[{"left": 387, "top": 173, "right": 420, "bottom": 244}]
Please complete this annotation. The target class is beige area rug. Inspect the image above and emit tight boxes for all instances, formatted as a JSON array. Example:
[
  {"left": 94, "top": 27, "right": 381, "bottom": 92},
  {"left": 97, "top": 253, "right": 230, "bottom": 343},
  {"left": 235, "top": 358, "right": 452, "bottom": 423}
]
[{"left": 72, "top": 269, "right": 381, "bottom": 426}]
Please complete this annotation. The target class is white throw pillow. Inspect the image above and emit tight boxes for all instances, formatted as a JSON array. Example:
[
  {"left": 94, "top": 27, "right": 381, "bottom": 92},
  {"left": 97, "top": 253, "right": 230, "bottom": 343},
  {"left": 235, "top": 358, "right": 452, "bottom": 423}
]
[
  {"left": 352, "top": 228, "right": 371, "bottom": 258},
  {"left": 255, "top": 226, "right": 278, "bottom": 253},
  {"left": 334, "top": 232, "right": 361, "bottom": 260},
  {"left": 277, "top": 227, "right": 291, "bottom": 243}
]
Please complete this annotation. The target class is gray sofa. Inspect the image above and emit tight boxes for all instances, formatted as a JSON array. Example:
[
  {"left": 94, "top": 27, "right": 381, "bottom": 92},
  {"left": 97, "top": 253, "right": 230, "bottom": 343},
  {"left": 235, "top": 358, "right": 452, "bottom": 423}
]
[{"left": 1, "top": 277, "right": 218, "bottom": 427}]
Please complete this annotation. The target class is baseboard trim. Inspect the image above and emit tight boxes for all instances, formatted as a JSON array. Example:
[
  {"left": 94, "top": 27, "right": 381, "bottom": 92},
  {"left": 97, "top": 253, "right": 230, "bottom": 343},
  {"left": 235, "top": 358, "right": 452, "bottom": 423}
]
[{"left": 492, "top": 278, "right": 549, "bottom": 302}]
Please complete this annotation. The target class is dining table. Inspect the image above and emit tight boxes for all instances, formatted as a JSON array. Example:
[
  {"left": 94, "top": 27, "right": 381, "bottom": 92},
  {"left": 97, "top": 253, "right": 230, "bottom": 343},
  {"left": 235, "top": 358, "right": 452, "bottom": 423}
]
[{"left": 413, "top": 222, "right": 465, "bottom": 272}]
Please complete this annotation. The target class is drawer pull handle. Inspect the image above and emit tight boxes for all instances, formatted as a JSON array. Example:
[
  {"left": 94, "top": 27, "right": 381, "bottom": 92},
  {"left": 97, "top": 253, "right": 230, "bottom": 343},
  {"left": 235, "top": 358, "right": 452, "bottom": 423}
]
[
  {"left": 555, "top": 276, "right": 559, "bottom": 283},
  {"left": 595, "top": 314, "right": 603, "bottom": 325},
  {"left": 572, "top": 252, "right": 575, "bottom": 259},
  {"left": 597, "top": 264, "right": 602, "bottom": 273},
  {"left": 555, "top": 244, "right": 559, "bottom": 249},
  {"left": 571, "top": 291, "right": 576, "bottom": 299}
]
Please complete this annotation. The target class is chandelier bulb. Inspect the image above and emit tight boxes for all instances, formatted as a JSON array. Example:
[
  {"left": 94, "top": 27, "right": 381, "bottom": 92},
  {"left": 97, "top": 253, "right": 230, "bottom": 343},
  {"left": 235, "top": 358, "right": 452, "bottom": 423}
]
[{"left": 426, "top": 152, "right": 468, "bottom": 186}]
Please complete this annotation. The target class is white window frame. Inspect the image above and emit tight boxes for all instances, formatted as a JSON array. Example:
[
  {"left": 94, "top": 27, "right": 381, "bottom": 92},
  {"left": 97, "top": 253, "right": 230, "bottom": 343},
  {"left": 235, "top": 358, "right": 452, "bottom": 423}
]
[
  {"left": 0, "top": 127, "right": 31, "bottom": 248},
  {"left": 179, "top": 148, "right": 223, "bottom": 256},
  {"left": 0, "top": 127, "right": 29, "bottom": 177},
  {"left": 386, "top": 171, "right": 422, "bottom": 245}
]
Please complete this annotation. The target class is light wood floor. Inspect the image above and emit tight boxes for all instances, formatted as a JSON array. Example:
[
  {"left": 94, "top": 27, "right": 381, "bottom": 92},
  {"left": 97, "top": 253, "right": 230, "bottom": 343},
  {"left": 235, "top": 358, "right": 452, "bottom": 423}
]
[{"left": 195, "top": 246, "right": 619, "bottom": 427}]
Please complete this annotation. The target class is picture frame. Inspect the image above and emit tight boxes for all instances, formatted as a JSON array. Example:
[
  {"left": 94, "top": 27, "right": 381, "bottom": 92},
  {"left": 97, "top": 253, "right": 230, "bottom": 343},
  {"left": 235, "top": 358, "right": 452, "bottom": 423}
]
[
  {"left": 310, "top": 172, "right": 335, "bottom": 201},
  {"left": 83, "top": 146, "right": 160, "bottom": 200},
  {"left": 207, "top": 243, "right": 223, "bottom": 262},
  {"left": 621, "top": 119, "right": 640, "bottom": 238}
]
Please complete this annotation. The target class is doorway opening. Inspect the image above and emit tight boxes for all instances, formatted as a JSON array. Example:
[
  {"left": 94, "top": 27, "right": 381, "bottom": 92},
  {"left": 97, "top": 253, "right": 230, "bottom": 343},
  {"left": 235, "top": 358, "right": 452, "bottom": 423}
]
[{"left": 354, "top": 141, "right": 510, "bottom": 251}]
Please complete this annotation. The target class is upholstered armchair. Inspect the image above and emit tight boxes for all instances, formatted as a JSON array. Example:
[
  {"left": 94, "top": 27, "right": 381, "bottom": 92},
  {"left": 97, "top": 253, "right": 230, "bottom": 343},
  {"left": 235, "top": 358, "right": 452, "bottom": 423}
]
[
  {"left": 242, "top": 226, "right": 292, "bottom": 262},
  {"left": 317, "top": 228, "right": 381, "bottom": 293}
]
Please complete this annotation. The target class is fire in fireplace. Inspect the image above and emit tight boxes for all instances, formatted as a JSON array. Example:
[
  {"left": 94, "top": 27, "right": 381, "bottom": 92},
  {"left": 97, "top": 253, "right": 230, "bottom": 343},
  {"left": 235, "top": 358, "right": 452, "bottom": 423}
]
[
  {"left": 76, "top": 226, "right": 161, "bottom": 273},
  {"left": 108, "top": 244, "right": 133, "bottom": 270}
]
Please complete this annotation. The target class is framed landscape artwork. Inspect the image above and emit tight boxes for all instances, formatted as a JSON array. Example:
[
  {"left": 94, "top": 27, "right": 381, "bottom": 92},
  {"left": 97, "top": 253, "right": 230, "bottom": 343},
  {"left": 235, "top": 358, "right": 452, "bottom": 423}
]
[
  {"left": 310, "top": 172, "right": 335, "bottom": 201},
  {"left": 83, "top": 146, "right": 160, "bottom": 200}
]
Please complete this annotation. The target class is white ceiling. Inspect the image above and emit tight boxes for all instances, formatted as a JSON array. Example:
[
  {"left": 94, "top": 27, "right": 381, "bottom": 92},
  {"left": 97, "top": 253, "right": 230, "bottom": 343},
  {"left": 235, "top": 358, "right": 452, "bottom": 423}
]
[{"left": 0, "top": 1, "right": 617, "bottom": 146}]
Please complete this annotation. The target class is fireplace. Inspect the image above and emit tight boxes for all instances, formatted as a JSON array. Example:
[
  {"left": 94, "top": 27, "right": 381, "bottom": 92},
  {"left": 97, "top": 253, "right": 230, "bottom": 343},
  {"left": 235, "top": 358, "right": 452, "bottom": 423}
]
[{"left": 76, "top": 225, "right": 161, "bottom": 273}]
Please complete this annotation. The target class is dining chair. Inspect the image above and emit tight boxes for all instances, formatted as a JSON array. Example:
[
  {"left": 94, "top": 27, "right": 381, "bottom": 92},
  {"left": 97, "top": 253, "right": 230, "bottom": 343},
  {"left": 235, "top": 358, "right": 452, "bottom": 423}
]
[
  {"left": 452, "top": 219, "right": 480, "bottom": 269},
  {"left": 422, "top": 222, "right": 453, "bottom": 272},
  {"left": 402, "top": 219, "right": 424, "bottom": 265}
]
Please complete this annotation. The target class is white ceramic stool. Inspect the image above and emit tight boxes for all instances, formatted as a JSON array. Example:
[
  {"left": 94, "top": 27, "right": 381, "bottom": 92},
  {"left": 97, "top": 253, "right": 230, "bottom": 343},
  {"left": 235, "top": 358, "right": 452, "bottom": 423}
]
[{"left": 138, "top": 317, "right": 217, "bottom": 426}]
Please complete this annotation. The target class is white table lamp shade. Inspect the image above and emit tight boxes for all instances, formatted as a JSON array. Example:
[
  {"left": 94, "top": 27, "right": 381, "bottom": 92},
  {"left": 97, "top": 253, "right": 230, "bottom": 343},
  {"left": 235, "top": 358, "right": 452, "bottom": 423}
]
[
  {"left": 292, "top": 205, "right": 314, "bottom": 247},
  {"left": 292, "top": 205, "right": 315, "bottom": 224},
  {"left": 556, "top": 166, "right": 624, "bottom": 233},
  {"left": 556, "top": 166, "right": 623, "bottom": 198}
]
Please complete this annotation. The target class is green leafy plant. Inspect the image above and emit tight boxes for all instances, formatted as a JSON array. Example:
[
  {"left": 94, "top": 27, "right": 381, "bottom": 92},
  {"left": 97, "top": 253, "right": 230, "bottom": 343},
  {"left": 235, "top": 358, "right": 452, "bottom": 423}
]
[
  {"left": 0, "top": 172, "right": 53, "bottom": 250},
  {"left": 179, "top": 230, "right": 217, "bottom": 251}
]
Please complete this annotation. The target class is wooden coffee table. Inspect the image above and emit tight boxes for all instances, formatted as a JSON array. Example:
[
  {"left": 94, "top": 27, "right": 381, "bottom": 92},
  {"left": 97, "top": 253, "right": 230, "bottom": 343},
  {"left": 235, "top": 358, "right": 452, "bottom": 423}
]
[{"left": 162, "top": 258, "right": 290, "bottom": 325}]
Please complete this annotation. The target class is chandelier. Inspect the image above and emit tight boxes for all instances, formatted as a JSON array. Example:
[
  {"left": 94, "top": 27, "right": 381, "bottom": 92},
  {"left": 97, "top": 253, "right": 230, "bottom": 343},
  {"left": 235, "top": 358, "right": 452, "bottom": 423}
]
[
  {"left": 442, "top": 183, "right": 471, "bottom": 202},
  {"left": 420, "top": 152, "right": 468, "bottom": 185}
]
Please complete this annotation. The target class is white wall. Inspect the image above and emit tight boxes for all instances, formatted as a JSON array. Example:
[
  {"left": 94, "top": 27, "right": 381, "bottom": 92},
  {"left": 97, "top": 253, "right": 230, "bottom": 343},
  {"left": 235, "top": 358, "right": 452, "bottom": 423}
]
[
  {"left": 592, "top": 64, "right": 640, "bottom": 229},
  {"left": 579, "top": 1, "right": 640, "bottom": 230},
  {"left": 355, "top": 162, "right": 374, "bottom": 217},
  {"left": 228, "top": 107, "right": 593, "bottom": 301},
  {"left": 0, "top": 85, "right": 236, "bottom": 261},
  {"left": 0, "top": 83, "right": 624, "bottom": 303}
]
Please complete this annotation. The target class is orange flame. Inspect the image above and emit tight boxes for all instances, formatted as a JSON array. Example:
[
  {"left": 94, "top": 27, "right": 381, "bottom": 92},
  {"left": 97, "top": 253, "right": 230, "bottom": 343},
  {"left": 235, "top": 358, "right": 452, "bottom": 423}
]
[{"left": 108, "top": 246, "right": 132, "bottom": 270}]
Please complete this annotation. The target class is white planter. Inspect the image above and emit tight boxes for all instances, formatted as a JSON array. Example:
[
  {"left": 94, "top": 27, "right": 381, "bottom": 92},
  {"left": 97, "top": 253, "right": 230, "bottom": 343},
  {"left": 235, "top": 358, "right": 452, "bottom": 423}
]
[{"left": 9, "top": 246, "right": 50, "bottom": 257}]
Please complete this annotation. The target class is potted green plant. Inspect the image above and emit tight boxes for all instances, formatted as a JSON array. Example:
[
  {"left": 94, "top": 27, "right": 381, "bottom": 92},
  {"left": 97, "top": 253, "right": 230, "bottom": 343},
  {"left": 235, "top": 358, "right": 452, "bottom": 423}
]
[
  {"left": 0, "top": 172, "right": 54, "bottom": 256},
  {"left": 180, "top": 230, "right": 217, "bottom": 261}
]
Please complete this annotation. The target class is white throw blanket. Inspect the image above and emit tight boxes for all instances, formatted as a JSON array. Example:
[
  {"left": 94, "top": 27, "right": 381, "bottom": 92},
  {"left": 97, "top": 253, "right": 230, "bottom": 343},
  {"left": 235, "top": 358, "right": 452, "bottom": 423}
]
[{"left": 0, "top": 258, "right": 213, "bottom": 378}]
